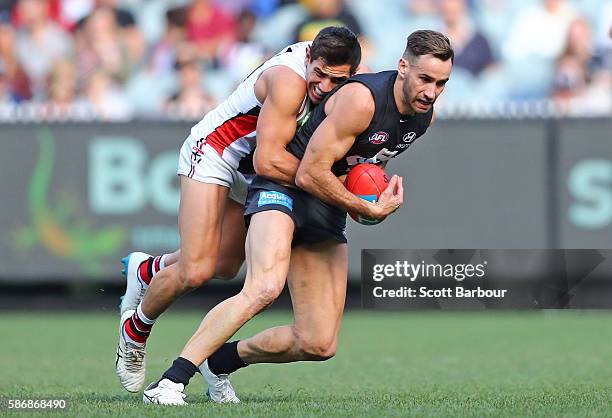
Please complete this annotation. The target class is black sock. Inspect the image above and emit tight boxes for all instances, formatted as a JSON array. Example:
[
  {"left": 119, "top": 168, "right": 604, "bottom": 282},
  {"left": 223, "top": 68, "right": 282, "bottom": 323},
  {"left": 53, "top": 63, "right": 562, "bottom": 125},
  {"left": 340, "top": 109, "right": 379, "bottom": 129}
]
[
  {"left": 208, "top": 341, "right": 248, "bottom": 376},
  {"left": 161, "top": 357, "right": 199, "bottom": 386}
]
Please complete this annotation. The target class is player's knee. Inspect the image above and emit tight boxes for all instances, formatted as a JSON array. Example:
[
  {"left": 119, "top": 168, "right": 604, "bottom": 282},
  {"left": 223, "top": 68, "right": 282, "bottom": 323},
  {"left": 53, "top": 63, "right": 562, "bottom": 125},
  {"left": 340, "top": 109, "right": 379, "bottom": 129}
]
[
  {"left": 179, "top": 261, "right": 216, "bottom": 290},
  {"left": 253, "top": 283, "right": 283, "bottom": 309},
  {"left": 243, "top": 282, "right": 283, "bottom": 312},
  {"left": 298, "top": 338, "right": 337, "bottom": 361}
]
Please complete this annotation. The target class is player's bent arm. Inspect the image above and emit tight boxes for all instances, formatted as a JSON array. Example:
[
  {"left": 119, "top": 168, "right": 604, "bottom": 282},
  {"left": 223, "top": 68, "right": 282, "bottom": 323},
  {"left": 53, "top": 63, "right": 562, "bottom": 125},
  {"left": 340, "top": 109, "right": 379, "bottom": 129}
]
[
  {"left": 253, "top": 67, "right": 306, "bottom": 185},
  {"left": 295, "top": 84, "right": 380, "bottom": 218}
]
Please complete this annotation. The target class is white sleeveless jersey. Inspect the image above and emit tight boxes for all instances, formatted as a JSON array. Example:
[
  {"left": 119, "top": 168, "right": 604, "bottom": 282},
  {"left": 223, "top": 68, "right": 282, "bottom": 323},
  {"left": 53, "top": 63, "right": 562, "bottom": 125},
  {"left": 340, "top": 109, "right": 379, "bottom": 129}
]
[{"left": 189, "top": 42, "right": 311, "bottom": 170}]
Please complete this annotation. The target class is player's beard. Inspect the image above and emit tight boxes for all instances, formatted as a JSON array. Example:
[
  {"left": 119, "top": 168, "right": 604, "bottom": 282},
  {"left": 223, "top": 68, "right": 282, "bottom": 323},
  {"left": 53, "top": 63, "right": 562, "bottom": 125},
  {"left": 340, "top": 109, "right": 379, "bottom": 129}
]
[
  {"left": 401, "top": 78, "right": 415, "bottom": 115},
  {"left": 404, "top": 77, "right": 433, "bottom": 114}
]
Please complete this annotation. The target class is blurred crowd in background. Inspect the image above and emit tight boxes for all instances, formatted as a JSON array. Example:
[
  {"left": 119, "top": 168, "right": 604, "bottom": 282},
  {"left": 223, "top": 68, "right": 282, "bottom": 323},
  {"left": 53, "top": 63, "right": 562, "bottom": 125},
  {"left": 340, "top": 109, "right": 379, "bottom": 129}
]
[{"left": 0, "top": 0, "right": 609, "bottom": 120}]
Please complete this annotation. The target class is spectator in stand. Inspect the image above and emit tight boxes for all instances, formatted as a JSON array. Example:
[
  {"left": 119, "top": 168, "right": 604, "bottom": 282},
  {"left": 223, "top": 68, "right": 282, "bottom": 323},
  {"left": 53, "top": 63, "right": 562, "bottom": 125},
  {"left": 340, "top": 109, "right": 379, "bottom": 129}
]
[
  {"left": 291, "top": 0, "right": 371, "bottom": 70},
  {"left": 77, "top": 0, "right": 136, "bottom": 30},
  {"left": 75, "top": 6, "right": 143, "bottom": 84},
  {"left": 220, "top": 8, "right": 267, "bottom": 83},
  {"left": 502, "top": 0, "right": 578, "bottom": 61},
  {"left": 77, "top": 0, "right": 145, "bottom": 68},
  {"left": 438, "top": 0, "right": 495, "bottom": 77},
  {"left": 43, "top": 57, "right": 86, "bottom": 117},
  {"left": 0, "top": 60, "right": 19, "bottom": 104},
  {"left": 186, "top": 0, "right": 237, "bottom": 65},
  {"left": 0, "top": 23, "right": 29, "bottom": 101},
  {"left": 30, "top": 0, "right": 93, "bottom": 31},
  {"left": 164, "top": 57, "right": 215, "bottom": 119},
  {"left": 149, "top": 6, "right": 188, "bottom": 77},
  {"left": 126, "top": 6, "right": 190, "bottom": 116},
  {"left": 552, "top": 17, "right": 611, "bottom": 115},
  {"left": 83, "top": 68, "right": 133, "bottom": 120},
  {"left": 407, "top": 0, "right": 438, "bottom": 16},
  {"left": 13, "top": 0, "right": 73, "bottom": 100},
  {"left": 79, "top": 0, "right": 144, "bottom": 59},
  {"left": 292, "top": 0, "right": 362, "bottom": 42}
]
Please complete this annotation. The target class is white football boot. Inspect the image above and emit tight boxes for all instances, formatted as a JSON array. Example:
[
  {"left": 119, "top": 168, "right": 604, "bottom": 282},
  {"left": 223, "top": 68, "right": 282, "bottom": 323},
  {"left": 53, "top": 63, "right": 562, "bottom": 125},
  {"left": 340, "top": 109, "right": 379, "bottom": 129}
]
[
  {"left": 143, "top": 379, "right": 187, "bottom": 406},
  {"left": 200, "top": 359, "right": 240, "bottom": 403},
  {"left": 115, "top": 309, "right": 146, "bottom": 392},
  {"left": 119, "top": 252, "right": 151, "bottom": 315}
]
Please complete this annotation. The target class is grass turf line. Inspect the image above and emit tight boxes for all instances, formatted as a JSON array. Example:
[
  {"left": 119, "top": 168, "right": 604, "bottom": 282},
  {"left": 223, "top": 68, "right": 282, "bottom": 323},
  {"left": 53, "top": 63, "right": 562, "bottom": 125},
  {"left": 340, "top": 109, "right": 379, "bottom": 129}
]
[{"left": 0, "top": 311, "right": 611, "bottom": 417}]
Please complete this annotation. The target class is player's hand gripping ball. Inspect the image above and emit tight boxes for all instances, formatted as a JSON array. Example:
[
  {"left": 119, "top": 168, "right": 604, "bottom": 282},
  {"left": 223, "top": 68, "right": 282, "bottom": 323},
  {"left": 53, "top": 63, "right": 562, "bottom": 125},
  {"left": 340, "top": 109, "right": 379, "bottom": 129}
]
[{"left": 344, "top": 163, "right": 390, "bottom": 225}]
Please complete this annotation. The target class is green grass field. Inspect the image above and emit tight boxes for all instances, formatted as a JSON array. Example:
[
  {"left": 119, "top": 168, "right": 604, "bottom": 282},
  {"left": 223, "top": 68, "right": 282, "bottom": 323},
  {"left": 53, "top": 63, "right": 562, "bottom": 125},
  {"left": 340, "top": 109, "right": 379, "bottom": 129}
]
[{"left": 1, "top": 311, "right": 612, "bottom": 417}]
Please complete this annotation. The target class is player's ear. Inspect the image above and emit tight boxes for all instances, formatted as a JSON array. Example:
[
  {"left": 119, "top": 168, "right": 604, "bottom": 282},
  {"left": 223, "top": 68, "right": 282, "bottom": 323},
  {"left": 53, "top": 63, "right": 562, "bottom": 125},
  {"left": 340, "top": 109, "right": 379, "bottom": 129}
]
[
  {"left": 397, "top": 58, "right": 408, "bottom": 79},
  {"left": 305, "top": 46, "right": 311, "bottom": 64}
]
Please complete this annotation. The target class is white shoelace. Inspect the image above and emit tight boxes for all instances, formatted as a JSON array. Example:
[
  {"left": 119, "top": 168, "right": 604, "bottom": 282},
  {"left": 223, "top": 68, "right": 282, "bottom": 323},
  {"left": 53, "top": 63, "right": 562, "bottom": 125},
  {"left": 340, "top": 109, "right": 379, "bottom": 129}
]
[
  {"left": 137, "top": 286, "right": 147, "bottom": 304},
  {"left": 124, "top": 342, "right": 145, "bottom": 373}
]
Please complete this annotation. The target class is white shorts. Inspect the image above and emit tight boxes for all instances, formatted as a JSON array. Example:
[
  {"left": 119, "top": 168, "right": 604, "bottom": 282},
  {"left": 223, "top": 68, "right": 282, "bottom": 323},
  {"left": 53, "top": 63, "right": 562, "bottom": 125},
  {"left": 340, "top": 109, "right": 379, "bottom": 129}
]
[{"left": 177, "top": 134, "right": 250, "bottom": 204}]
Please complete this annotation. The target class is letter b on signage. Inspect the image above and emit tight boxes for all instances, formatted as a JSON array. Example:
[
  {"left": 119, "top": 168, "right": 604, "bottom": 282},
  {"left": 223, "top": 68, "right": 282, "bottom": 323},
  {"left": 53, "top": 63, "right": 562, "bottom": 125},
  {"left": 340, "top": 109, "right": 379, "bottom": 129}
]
[{"left": 89, "top": 138, "right": 179, "bottom": 215}]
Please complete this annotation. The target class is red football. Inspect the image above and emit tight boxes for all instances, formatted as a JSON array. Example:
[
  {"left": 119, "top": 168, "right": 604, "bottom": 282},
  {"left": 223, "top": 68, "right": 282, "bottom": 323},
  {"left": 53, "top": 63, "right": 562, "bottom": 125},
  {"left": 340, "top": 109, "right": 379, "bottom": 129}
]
[{"left": 344, "top": 163, "right": 390, "bottom": 225}]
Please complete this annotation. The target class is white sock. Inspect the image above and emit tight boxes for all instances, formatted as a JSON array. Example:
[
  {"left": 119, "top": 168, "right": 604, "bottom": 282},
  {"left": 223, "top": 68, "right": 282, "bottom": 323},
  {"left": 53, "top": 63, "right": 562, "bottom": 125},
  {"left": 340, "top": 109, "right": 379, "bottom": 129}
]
[{"left": 137, "top": 303, "right": 156, "bottom": 326}]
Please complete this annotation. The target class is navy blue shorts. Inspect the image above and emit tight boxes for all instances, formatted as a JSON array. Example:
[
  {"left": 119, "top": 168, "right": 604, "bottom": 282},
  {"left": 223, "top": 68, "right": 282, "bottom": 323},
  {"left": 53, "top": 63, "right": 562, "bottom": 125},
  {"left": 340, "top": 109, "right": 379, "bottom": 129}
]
[{"left": 244, "top": 176, "right": 347, "bottom": 246}]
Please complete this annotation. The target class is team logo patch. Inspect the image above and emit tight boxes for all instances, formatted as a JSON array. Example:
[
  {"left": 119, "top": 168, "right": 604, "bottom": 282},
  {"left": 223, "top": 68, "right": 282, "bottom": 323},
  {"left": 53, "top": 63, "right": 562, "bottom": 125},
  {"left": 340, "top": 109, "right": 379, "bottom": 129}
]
[
  {"left": 258, "top": 191, "right": 293, "bottom": 210},
  {"left": 403, "top": 132, "right": 417, "bottom": 143},
  {"left": 368, "top": 131, "right": 389, "bottom": 145}
]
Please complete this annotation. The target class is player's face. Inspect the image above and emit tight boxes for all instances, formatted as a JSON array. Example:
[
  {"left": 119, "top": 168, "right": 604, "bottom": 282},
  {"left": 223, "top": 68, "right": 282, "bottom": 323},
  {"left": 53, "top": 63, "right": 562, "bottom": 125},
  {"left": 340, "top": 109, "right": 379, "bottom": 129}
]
[
  {"left": 401, "top": 54, "right": 452, "bottom": 114},
  {"left": 305, "top": 58, "right": 352, "bottom": 104}
]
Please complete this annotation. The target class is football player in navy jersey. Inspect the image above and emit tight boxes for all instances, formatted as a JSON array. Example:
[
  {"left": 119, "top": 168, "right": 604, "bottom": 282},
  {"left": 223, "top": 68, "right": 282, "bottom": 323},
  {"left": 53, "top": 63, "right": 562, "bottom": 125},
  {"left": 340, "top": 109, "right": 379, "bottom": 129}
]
[
  {"left": 115, "top": 27, "right": 361, "bottom": 395},
  {"left": 144, "top": 30, "right": 453, "bottom": 405}
]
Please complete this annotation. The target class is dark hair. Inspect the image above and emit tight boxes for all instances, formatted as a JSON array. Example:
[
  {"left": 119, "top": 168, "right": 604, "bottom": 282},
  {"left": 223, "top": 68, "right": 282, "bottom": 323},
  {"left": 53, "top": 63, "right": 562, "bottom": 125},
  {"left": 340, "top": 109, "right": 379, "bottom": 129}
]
[
  {"left": 166, "top": 6, "right": 187, "bottom": 27},
  {"left": 403, "top": 30, "right": 454, "bottom": 63},
  {"left": 174, "top": 58, "right": 199, "bottom": 71},
  {"left": 309, "top": 26, "right": 361, "bottom": 74}
]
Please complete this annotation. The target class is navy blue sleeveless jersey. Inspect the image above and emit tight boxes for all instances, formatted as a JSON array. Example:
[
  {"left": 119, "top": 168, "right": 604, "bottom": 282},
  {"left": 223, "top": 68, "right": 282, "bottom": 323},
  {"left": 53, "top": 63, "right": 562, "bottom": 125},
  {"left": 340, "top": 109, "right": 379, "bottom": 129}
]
[
  {"left": 244, "top": 70, "right": 435, "bottom": 245},
  {"left": 286, "top": 70, "right": 433, "bottom": 176}
]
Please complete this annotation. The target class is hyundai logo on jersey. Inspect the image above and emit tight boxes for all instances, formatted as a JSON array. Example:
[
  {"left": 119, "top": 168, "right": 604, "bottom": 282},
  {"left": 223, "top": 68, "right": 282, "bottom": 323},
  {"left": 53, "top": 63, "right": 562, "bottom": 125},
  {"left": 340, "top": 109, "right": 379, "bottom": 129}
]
[{"left": 403, "top": 132, "right": 417, "bottom": 143}]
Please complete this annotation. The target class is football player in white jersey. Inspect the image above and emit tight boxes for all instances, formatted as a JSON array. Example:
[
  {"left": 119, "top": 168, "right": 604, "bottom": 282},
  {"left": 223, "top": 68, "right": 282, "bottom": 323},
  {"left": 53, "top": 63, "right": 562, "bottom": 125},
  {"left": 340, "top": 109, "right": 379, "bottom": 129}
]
[
  {"left": 116, "top": 26, "right": 362, "bottom": 393},
  {"left": 143, "top": 30, "right": 453, "bottom": 407}
]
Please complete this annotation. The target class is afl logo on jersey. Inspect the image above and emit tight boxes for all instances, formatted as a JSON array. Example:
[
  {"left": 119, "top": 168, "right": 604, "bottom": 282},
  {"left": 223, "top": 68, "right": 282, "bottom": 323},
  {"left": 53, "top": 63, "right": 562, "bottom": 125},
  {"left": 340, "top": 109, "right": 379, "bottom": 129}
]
[
  {"left": 368, "top": 131, "right": 389, "bottom": 145},
  {"left": 403, "top": 132, "right": 417, "bottom": 143}
]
